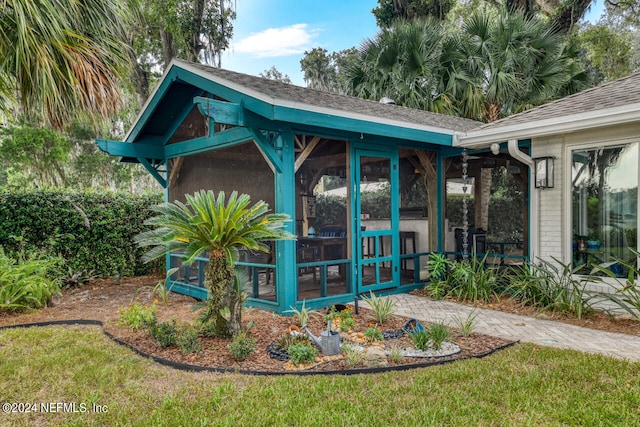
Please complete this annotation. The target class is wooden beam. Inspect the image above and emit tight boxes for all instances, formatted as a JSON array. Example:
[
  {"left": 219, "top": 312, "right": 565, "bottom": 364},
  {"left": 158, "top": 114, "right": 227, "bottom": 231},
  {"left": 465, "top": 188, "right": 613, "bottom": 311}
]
[
  {"left": 193, "top": 96, "right": 244, "bottom": 126},
  {"left": 251, "top": 129, "right": 283, "bottom": 173},
  {"left": 294, "top": 136, "right": 321, "bottom": 172},
  {"left": 96, "top": 139, "right": 164, "bottom": 160},
  {"left": 165, "top": 126, "right": 254, "bottom": 158},
  {"left": 168, "top": 157, "right": 184, "bottom": 188}
]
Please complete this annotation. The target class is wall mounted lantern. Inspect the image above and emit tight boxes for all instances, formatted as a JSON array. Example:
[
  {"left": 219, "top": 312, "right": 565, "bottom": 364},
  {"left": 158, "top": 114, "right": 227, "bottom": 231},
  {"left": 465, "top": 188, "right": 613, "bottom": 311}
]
[{"left": 534, "top": 156, "right": 554, "bottom": 189}]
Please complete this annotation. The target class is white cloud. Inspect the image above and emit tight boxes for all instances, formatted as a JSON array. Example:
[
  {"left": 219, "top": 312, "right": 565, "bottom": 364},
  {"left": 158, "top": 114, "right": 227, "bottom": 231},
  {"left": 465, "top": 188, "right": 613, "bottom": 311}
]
[{"left": 233, "top": 24, "right": 317, "bottom": 58}]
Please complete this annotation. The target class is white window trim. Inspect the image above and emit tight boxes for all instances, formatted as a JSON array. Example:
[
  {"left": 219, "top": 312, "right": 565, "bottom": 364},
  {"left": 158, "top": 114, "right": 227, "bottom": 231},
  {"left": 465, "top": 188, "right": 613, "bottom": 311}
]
[{"left": 563, "top": 137, "right": 640, "bottom": 291}]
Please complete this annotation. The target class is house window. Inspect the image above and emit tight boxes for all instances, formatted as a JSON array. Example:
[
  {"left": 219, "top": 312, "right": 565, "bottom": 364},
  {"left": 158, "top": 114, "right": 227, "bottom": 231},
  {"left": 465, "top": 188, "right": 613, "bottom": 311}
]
[{"left": 571, "top": 143, "right": 638, "bottom": 277}]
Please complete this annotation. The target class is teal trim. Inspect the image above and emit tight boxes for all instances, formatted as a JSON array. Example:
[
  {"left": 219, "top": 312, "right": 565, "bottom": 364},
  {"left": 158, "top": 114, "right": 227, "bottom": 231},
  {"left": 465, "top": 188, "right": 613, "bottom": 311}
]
[
  {"left": 272, "top": 106, "right": 453, "bottom": 145},
  {"left": 245, "top": 299, "right": 279, "bottom": 311},
  {"left": 273, "top": 131, "right": 297, "bottom": 313},
  {"left": 164, "top": 126, "right": 253, "bottom": 158},
  {"left": 96, "top": 139, "right": 163, "bottom": 160},
  {"left": 193, "top": 96, "right": 245, "bottom": 126},
  {"left": 250, "top": 129, "right": 283, "bottom": 172},
  {"left": 352, "top": 146, "right": 399, "bottom": 295},
  {"left": 139, "top": 158, "right": 167, "bottom": 188},
  {"left": 167, "top": 281, "right": 208, "bottom": 299}
]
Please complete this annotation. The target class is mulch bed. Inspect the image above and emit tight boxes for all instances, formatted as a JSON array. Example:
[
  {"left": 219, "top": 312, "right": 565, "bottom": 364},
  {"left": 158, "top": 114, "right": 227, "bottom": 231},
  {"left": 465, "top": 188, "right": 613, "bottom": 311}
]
[{"left": 0, "top": 276, "right": 515, "bottom": 374}]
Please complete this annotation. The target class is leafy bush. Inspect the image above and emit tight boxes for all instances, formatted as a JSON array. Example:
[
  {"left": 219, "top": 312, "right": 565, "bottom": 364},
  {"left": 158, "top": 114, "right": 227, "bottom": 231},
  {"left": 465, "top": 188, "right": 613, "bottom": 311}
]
[
  {"left": 505, "top": 258, "right": 597, "bottom": 319},
  {"left": 453, "top": 310, "right": 478, "bottom": 337},
  {"left": 285, "top": 300, "right": 318, "bottom": 327},
  {"left": 176, "top": 325, "right": 202, "bottom": 355},
  {"left": 361, "top": 291, "right": 395, "bottom": 324},
  {"left": 326, "top": 306, "right": 356, "bottom": 332},
  {"left": 0, "top": 188, "right": 162, "bottom": 277},
  {"left": 275, "top": 332, "right": 310, "bottom": 352},
  {"left": 0, "top": 249, "right": 61, "bottom": 312},
  {"left": 446, "top": 254, "right": 501, "bottom": 303},
  {"left": 151, "top": 320, "right": 178, "bottom": 348},
  {"left": 427, "top": 322, "right": 451, "bottom": 350},
  {"left": 287, "top": 342, "right": 318, "bottom": 365},
  {"left": 364, "top": 326, "right": 383, "bottom": 343},
  {"left": 229, "top": 331, "right": 256, "bottom": 361},
  {"left": 117, "top": 302, "right": 157, "bottom": 330},
  {"left": 341, "top": 343, "right": 363, "bottom": 367},
  {"left": 388, "top": 344, "right": 403, "bottom": 363},
  {"left": 407, "top": 328, "right": 430, "bottom": 351}
]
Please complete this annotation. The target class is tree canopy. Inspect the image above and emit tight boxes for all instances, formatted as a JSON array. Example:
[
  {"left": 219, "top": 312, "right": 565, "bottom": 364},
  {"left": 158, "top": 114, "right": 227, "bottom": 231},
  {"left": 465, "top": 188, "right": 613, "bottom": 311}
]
[{"left": 0, "top": 0, "right": 130, "bottom": 128}]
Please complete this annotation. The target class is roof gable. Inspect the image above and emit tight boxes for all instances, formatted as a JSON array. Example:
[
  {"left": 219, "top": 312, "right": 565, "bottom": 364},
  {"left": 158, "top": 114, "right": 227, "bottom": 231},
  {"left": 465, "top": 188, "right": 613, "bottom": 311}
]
[{"left": 127, "top": 59, "right": 480, "bottom": 145}]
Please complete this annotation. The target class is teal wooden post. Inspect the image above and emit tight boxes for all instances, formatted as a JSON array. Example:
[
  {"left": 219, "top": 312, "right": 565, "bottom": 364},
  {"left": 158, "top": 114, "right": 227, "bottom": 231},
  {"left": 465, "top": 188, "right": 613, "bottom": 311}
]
[
  {"left": 273, "top": 131, "right": 297, "bottom": 313},
  {"left": 436, "top": 152, "right": 444, "bottom": 253}
]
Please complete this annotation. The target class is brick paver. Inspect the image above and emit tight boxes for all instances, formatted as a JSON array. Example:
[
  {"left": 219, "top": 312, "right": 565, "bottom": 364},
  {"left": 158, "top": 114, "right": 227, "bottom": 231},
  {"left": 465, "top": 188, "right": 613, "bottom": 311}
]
[{"left": 362, "top": 294, "right": 640, "bottom": 361}]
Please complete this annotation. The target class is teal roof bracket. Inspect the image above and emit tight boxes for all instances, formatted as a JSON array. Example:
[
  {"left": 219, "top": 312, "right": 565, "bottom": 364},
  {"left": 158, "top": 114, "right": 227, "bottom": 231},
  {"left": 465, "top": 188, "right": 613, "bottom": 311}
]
[
  {"left": 139, "top": 158, "right": 167, "bottom": 188},
  {"left": 193, "top": 96, "right": 245, "bottom": 128},
  {"left": 251, "top": 129, "right": 283, "bottom": 173}
]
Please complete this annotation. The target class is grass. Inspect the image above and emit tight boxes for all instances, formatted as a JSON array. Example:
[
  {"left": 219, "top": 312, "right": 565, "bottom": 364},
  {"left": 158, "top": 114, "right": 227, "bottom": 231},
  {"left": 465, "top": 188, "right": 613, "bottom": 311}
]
[{"left": 1, "top": 326, "right": 640, "bottom": 426}]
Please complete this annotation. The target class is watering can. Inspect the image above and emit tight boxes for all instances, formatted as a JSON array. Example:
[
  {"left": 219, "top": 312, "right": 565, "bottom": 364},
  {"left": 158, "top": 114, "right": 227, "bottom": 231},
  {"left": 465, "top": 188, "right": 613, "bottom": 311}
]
[{"left": 302, "top": 321, "right": 341, "bottom": 355}]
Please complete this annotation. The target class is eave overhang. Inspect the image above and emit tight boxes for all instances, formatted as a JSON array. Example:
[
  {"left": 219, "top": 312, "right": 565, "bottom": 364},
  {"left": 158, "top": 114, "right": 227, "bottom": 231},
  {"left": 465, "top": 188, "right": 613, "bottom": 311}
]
[{"left": 457, "top": 102, "right": 640, "bottom": 148}]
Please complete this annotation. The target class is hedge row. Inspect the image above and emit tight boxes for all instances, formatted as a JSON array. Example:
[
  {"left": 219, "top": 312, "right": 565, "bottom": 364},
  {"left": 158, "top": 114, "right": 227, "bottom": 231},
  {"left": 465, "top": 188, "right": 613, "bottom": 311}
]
[{"left": 0, "top": 189, "right": 163, "bottom": 277}]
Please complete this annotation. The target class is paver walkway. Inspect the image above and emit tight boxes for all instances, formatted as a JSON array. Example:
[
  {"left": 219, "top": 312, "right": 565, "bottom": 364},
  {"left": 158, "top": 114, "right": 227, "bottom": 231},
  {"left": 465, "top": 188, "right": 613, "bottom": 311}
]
[{"left": 363, "top": 294, "right": 640, "bottom": 361}]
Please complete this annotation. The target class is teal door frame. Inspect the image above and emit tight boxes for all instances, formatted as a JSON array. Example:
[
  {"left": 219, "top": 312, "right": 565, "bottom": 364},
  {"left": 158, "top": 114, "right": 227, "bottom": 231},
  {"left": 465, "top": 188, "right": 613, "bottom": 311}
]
[{"left": 352, "top": 146, "right": 399, "bottom": 295}]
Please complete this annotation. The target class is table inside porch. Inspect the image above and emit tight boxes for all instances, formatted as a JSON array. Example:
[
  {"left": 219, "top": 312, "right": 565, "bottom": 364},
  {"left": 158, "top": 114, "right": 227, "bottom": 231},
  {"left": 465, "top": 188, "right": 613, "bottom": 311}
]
[{"left": 298, "top": 236, "right": 347, "bottom": 262}]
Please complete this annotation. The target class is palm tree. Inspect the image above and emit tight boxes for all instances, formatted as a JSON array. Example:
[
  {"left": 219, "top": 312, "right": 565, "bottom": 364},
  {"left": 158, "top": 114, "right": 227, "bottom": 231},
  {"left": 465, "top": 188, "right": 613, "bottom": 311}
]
[
  {"left": 458, "top": 8, "right": 577, "bottom": 122},
  {"left": 135, "top": 190, "right": 295, "bottom": 336},
  {"left": 345, "top": 17, "right": 461, "bottom": 115},
  {"left": 0, "top": 0, "right": 130, "bottom": 128}
]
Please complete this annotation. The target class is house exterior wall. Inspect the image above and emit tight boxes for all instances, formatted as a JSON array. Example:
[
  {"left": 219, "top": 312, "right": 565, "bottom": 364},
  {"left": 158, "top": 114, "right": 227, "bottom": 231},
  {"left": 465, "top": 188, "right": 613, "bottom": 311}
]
[{"left": 531, "top": 122, "right": 640, "bottom": 272}]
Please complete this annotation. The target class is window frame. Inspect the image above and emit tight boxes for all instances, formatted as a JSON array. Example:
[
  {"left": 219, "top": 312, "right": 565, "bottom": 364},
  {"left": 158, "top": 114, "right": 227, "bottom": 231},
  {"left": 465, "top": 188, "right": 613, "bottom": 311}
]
[{"left": 564, "top": 137, "right": 640, "bottom": 286}]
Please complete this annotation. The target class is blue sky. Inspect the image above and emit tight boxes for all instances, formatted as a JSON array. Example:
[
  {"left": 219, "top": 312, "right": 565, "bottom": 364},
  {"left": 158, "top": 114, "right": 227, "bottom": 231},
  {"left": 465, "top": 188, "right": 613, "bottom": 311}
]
[{"left": 221, "top": 0, "right": 606, "bottom": 87}]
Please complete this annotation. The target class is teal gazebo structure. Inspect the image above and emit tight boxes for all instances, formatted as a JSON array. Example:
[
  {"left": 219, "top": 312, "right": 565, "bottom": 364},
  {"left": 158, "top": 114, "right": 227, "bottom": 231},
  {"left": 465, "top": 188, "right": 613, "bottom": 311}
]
[{"left": 97, "top": 59, "right": 481, "bottom": 314}]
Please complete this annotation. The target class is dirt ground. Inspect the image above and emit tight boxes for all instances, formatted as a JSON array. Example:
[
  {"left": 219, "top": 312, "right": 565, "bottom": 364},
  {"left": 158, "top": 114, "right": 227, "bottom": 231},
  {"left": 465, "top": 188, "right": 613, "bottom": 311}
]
[{"left": 1, "top": 275, "right": 636, "bottom": 373}]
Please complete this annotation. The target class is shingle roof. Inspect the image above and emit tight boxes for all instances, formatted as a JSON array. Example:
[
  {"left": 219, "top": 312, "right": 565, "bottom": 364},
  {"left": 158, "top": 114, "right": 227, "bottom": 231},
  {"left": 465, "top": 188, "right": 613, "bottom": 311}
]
[
  {"left": 472, "top": 72, "right": 640, "bottom": 132},
  {"left": 177, "top": 59, "right": 481, "bottom": 133}
]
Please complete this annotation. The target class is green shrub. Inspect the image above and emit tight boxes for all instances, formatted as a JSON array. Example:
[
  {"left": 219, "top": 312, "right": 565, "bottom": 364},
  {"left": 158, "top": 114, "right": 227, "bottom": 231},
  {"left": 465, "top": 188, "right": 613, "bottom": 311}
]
[
  {"left": 176, "top": 325, "right": 202, "bottom": 354},
  {"left": 505, "top": 258, "right": 597, "bottom": 318},
  {"left": 229, "top": 331, "right": 256, "bottom": 361},
  {"left": 388, "top": 344, "right": 404, "bottom": 363},
  {"left": 0, "top": 249, "right": 61, "bottom": 312},
  {"left": 287, "top": 342, "right": 318, "bottom": 365},
  {"left": 361, "top": 291, "right": 395, "bottom": 324},
  {"left": 364, "top": 326, "right": 383, "bottom": 343},
  {"left": 453, "top": 310, "right": 477, "bottom": 337},
  {"left": 427, "top": 322, "right": 451, "bottom": 350},
  {"left": 341, "top": 343, "right": 363, "bottom": 368},
  {"left": 150, "top": 320, "right": 178, "bottom": 348},
  {"left": 275, "top": 333, "right": 310, "bottom": 351},
  {"left": 326, "top": 306, "right": 356, "bottom": 332},
  {"left": 447, "top": 254, "right": 500, "bottom": 303},
  {"left": 0, "top": 188, "right": 162, "bottom": 277},
  {"left": 117, "top": 302, "right": 157, "bottom": 330},
  {"left": 285, "top": 300, "right": 318, "bottom": 327},
  {"left": 407, "top": 328, "right": 430, "bottom": 351}
]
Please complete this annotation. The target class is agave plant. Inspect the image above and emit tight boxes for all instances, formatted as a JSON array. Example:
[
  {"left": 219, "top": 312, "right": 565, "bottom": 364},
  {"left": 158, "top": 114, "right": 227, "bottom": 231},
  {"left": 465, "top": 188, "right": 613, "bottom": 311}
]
[{"left": 135, "top": 190, "right": 294, "bottom": 336}]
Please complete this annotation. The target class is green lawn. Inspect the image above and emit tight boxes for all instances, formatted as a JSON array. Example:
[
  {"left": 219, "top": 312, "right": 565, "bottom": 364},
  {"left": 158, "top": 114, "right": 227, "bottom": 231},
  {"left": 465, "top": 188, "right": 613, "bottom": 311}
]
[{"left": 1, "top": 325, "right": 639, "bottom": 426}]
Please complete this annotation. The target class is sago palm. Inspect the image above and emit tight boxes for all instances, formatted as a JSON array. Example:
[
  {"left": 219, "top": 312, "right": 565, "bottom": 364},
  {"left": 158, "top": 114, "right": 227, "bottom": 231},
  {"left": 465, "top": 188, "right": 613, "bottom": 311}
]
[{"left": 135, "top": 190, "right": 295, "bottom": 336}]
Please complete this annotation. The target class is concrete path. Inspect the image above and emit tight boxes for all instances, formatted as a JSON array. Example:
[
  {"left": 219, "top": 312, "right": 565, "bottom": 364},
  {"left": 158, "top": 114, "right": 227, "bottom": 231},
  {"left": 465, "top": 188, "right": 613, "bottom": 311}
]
[{"left": 363, "top": 294, "right": 640, "bottom": 361}]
